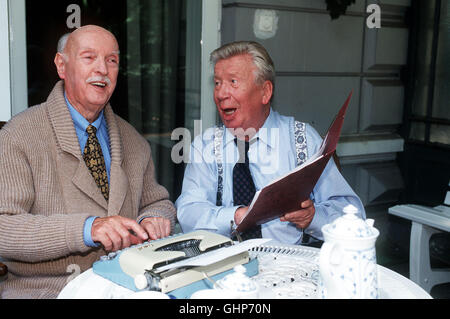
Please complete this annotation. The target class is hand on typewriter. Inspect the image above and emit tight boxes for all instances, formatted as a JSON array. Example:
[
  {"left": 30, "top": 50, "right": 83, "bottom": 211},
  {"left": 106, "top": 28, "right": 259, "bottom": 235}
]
[
  {"left": 91, "top": 216, "right": 149, "bottom": 251},
  {"left": 140, "top": 217, "right": 171, "bottom": 240},
  {"left": 280, "top": 199, "right": 315, "bottom": 229}
]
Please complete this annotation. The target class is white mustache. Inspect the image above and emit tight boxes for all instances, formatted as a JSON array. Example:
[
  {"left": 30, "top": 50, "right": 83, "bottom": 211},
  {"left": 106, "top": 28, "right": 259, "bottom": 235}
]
[{"left": 86, "top": 76, "right": 111, "bottom": 86}]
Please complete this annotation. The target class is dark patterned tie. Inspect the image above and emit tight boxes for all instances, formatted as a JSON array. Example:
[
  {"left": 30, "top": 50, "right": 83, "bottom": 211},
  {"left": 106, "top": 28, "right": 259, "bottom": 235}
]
[
  {"left": 233, "top": 138, "right": 262, "bottom": 240},
  {"left": 83, "top": 125, "right": 109, "bottom": 202}
]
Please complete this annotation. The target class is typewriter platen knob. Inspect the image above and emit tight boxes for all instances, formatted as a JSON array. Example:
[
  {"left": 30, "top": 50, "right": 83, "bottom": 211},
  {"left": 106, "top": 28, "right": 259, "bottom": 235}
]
[{"left": 134, "top": 274, "right": 149, "bottom": 290}]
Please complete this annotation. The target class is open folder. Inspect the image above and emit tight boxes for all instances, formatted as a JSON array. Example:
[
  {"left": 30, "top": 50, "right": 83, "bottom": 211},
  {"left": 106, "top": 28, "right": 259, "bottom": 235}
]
[{"left": 234, "top": 91, "right": 353, "bottom": 234}]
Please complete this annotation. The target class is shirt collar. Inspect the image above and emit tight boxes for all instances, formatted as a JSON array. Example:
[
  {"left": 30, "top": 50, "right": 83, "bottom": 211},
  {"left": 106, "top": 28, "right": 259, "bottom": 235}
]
[
  {"left": 64, "top": 92, "right": 104, "bottom": 133},
  {"left": 223, "top": 108, "right": 277, "bottom": 148}
]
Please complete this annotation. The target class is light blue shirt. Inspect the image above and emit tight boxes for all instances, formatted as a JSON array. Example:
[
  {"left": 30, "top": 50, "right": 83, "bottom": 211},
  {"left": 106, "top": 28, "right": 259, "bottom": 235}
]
[
  {"left": 65, "top": 94, "right": 111, "bottom": 248},
  {"left": 175, "top": 109, "right": 365, "bottom": 245}
]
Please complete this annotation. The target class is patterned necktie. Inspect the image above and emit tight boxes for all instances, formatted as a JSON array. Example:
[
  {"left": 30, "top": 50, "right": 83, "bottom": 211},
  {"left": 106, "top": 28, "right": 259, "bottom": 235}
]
[
  {"left": 83, "top": 125, "right": 109, "bottom": 202},
  {"left": 233, "top": 138, "right": 262, "bottom": 239}
]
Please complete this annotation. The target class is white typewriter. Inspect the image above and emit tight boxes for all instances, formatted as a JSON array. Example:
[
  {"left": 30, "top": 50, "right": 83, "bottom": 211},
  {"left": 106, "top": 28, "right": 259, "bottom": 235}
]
[{"left": 92, "top": 230, "right": 261, "bottom": 298}]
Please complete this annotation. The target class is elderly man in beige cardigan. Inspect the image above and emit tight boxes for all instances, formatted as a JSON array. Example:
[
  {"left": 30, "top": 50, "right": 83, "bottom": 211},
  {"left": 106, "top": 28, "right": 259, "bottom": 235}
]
[{"left": 0, "top": 25, "right": 176, "bottom": 298}]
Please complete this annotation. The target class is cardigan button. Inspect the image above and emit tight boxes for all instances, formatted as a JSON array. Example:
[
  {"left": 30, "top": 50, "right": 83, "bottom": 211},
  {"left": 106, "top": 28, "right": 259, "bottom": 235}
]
[{"left": 0, "top": 262, "right": 8, "bottom": 276}]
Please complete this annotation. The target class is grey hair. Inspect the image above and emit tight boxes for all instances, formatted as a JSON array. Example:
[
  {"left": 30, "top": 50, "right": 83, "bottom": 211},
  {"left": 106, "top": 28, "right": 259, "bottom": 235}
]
[
  {"left": 57, "top": 33, "right": 70, "bottom": 53},
  {"left": 57, "top": 33, "right": 71, "bottom": 61},
  {"left": 210, "top": 41, "right": 276, "bottom": 92}
]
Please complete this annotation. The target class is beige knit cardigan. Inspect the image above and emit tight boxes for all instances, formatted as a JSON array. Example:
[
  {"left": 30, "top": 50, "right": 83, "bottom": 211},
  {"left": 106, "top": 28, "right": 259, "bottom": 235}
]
[{"left": 0, "top": 81, "right": 176, "bottom": 298}]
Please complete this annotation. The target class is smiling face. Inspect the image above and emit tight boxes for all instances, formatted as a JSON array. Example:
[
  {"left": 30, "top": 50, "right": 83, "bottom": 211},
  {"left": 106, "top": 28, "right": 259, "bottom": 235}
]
[
  {"left": 54, "top": 26, "right": 120, "bottom": 122},
  {"left": 213, "top": 54, "right": 273, "bottom": 137}
]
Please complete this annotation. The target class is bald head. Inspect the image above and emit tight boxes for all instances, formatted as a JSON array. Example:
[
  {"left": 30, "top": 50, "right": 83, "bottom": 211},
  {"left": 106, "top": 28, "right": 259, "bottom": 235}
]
[
  {"left": 61, "top": 25, "right": 119, "bottom": 60},
  {"left": 54, "top": 25, "right": 120, "bottom": 122}
]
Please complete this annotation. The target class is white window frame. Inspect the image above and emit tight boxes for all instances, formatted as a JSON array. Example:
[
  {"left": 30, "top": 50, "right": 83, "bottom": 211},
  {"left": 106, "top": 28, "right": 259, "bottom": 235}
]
[
  {"left": 0, "top": 0, "right": 12, "bottom": 121},
  {"left": 201, "top": 0, "right": 222, "bottom": 130},
  {"left": 0, "top": 0, "right": 28, "bottom": 122}
]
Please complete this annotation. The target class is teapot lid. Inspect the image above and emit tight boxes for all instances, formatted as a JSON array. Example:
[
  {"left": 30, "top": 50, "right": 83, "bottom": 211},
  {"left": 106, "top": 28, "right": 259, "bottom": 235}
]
[
  {"left": 325, "top": 204, "right": 374, "bottom": 238},
  {"left": 217, "top": 265, "right": 257, "bottom": 293}
]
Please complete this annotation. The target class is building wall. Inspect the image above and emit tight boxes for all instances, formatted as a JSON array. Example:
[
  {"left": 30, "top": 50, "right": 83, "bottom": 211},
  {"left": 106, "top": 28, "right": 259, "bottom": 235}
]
[{"left": 220, "top": 0, "right": 411, "bottom": 208}]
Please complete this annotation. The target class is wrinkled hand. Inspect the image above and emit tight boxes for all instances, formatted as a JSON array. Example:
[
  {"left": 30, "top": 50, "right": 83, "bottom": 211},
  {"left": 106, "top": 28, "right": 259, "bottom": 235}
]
[
  {"left": 280, "top": 199, "right": 315, "bottom": 229},
  {"left": 140, "top": 217, "right": 171, "bottom": 241},
  {"left": 91, "top": 216, "right": 149, "bottom": 252}
]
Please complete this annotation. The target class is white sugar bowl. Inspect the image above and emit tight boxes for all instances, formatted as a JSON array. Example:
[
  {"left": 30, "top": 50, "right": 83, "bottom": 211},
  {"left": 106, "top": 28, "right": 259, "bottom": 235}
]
[
  {"left": 318, "top": 204, "right": 379, "bottom": 299},
  {"left": 215, "top": 265, "right": 260, "bottom": 299}
]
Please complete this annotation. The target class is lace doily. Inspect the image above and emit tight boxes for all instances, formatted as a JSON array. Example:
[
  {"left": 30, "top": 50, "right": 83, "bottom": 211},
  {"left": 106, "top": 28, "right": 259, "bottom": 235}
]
[{"left": 249, "top": 245, "right": 320, "bottom": 299}]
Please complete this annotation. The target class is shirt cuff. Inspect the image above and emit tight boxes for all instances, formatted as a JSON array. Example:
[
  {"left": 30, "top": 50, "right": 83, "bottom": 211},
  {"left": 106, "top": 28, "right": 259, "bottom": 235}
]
[
  {"left": 216, "top": 206, "right": 242, "bottom": 235},
  {"left": 137, "top": 216, "right": 147, "bottom": 224},
  {"left": 83, "top": 216, "right": 100, "bottom": 248},
  {"left": 305, "top": 204, "right": 327, "bottom": 240}
]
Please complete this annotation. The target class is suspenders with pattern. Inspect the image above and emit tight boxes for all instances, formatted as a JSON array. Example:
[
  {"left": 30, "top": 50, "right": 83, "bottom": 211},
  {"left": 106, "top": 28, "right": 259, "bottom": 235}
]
[{"left": 214, "top": 120, "right": 308, "bottom": 206}]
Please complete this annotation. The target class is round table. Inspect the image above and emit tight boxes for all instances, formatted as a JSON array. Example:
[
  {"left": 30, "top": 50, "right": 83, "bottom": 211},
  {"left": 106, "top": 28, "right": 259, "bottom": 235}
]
[{"left": 58, "top": 243, "right": 432, "bottom": 299}]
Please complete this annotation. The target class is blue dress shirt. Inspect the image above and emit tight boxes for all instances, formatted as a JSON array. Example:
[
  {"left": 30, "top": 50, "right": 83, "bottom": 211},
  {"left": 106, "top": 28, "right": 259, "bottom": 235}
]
[
  {"left": 175, "top": 109, "right": 366, "bottom": 245},
  {"left": 65, "top": 94, "right": 111, "bottom": 247}
]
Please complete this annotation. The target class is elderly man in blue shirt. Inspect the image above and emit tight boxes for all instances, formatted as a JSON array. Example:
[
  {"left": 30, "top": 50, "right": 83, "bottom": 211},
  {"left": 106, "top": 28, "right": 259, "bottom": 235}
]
[{"left": 175, "top": 41, "right": 365, "bottom": 245}]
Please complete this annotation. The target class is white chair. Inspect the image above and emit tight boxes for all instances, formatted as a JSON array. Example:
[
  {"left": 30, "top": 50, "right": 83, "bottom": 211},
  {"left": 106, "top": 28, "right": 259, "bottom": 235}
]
[{"left": 388, "top": 185, "right": 450, "bottom": 293}]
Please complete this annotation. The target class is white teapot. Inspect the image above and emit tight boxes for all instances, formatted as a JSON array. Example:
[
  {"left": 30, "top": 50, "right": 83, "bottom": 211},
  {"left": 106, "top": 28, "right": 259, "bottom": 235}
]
[{"left": 318, "top": 204, "right": 379, "bottom": 299}]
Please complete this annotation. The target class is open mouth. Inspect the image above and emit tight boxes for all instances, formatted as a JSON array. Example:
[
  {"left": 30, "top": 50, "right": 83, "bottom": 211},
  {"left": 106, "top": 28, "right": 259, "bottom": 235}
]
[
  {"left": 90, "top": 82, "right": 107, "bottom": 88},
  {"left": 222, "top": 108, "right": 237, "bottom": 116},
  {"left": 86, "top": 76, "right": 111, "bottom": 89}
]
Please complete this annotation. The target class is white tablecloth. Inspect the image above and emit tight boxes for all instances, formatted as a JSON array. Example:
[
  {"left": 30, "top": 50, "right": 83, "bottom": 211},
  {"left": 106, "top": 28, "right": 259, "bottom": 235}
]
[
  {"left": 58, "top": 243, "right": 431, "bottom": 299},
  {"left": 58, "top": 265, "right": 431, "bottom": 299}
]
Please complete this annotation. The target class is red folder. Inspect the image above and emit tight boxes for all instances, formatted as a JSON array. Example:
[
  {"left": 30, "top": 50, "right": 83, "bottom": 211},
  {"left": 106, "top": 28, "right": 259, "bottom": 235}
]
[{"left": 234, "top": 91, "right": 353, "bottom": 234}]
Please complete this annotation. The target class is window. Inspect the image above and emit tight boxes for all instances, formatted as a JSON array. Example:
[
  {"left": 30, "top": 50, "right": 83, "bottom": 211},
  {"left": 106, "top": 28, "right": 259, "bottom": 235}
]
[
  {"left": 399, "top": 0, "right": 450, "bottom": 206},
  {"left": 405, "top": 0, "right": 450, "bottom": 148}
]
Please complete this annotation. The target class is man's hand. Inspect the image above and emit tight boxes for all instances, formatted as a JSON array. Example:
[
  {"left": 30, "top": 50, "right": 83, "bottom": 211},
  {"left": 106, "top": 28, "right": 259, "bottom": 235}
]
[
  {"left": 91, "top": 216, "right": 149, "bottom": 252},
  {"left": 280, "top": 199, "right": 315, "bottom": 229},
  {"left": 234, "top": 200, "right": 315, "bottom": 229},
  {"left": 140, "top": 217, "right": 171, "bottom": 241},
  {"left": 234, "top": 206, "right": 249, "bottom": 225}
]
